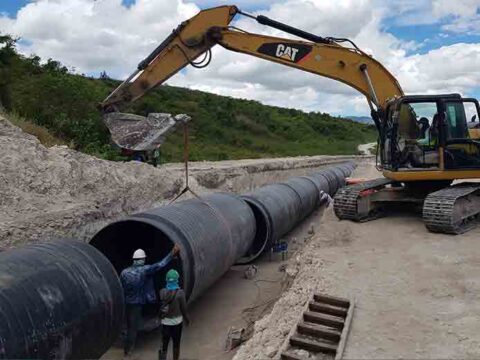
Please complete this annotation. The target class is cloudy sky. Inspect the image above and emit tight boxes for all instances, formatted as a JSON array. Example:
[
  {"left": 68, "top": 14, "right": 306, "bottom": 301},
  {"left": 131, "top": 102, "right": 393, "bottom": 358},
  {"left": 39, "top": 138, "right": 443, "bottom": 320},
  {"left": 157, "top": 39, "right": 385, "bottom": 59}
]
[{"left": 1, "top": 0, "right": 480, "bottom": 116}]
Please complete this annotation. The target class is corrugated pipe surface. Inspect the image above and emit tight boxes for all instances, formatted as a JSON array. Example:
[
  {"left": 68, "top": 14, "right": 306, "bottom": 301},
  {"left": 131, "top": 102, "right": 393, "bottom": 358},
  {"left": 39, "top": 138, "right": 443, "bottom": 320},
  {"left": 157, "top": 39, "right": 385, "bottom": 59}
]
[
  {"left": 0, "top": 240, "right": 124, "bottom": 360},
  {"left": 241, "top": 162, "right": 356, "bottom": 255},
  {"left": 90, "top": 193, "right": 257, "bottom": 303},
  {"left": 90, "top": 162, "right": 356, "bottom": 312}
]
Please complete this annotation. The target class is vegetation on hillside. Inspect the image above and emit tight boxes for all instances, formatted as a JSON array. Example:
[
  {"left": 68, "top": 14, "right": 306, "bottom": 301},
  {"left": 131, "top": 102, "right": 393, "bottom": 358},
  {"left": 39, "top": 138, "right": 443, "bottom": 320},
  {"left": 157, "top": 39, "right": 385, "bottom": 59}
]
[{"left": 0, "top": 35, "right": 376, "bottom": 161}]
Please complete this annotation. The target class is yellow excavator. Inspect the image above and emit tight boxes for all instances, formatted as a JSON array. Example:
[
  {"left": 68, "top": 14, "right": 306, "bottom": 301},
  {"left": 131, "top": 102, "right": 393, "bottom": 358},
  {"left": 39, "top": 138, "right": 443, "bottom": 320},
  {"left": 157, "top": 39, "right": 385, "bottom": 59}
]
[{"left": 101, "top": 5, "right": 480, "bottom": 234}]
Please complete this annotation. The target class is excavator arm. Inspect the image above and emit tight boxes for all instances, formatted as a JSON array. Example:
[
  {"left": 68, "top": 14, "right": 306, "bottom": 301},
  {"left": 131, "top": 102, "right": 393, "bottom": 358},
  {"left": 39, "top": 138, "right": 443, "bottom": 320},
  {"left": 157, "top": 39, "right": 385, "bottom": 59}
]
[{"left": 101, "top": 5, "right": 403, "bottom": 114}]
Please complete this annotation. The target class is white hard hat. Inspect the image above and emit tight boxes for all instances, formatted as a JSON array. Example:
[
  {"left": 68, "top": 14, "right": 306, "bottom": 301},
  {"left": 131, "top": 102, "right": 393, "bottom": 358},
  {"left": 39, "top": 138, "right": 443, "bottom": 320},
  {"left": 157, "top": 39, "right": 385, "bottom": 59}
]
[{"left": 132, "top": 249, "right": 146, "bottom": 259}]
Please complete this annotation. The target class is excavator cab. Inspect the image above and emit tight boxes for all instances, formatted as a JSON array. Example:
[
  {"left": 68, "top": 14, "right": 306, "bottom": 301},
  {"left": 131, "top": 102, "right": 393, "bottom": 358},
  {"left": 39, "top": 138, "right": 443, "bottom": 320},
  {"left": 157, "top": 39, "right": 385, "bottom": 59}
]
[{"left": 381, "top": 94, "right": 480, "bottom": 171}]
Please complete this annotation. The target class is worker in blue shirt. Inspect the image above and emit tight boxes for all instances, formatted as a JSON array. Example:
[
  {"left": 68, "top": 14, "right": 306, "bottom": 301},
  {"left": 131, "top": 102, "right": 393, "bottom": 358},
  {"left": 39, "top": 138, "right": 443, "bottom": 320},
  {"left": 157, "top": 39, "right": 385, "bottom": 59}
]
[{"left": 121, "top": 245, "right": 180, "bottom": 356}]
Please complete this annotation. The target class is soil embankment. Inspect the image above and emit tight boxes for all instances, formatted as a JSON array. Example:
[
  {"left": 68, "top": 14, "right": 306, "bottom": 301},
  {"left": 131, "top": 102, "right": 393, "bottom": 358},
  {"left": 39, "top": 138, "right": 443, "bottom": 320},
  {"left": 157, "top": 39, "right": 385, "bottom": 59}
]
[{"left": 0, "top": 116, "right": 368, "bottom": 250}]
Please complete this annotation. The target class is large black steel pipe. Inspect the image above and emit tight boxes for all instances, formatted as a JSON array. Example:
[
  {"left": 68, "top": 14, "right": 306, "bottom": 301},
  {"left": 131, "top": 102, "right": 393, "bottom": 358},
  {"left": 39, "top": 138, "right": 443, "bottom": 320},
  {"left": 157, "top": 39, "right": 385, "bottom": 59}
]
[
  {"left": 241, "top": 183, "right": 301, "bottom": 253},
  {"left": 241, "top": 162, "right": 357, "bottom": 258},
  {"left": 0, "top": 162, "right": 356, "bottom": 356},
  {"left": 310, "top": 161, "right": 356, "bottom": 195},
  {"left": 90, "top": 162, "right": 357, "bottom": 308},
  {"left": 0, "top": 240, "right": 124, "bottom": 360},
  {"left": 90, "top": 193, "right": 258, "bottom": 304},
  {"left": 283, "top": 176, "right": 321, "bottom": 222}
]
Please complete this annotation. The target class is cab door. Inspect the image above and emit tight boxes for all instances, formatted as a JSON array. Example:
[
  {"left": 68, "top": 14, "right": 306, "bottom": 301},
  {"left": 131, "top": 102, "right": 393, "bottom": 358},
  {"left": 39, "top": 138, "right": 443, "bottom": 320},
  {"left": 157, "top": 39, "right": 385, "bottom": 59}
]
[{"left": 441, "top": 98, "right": 480, "bottom": 169}]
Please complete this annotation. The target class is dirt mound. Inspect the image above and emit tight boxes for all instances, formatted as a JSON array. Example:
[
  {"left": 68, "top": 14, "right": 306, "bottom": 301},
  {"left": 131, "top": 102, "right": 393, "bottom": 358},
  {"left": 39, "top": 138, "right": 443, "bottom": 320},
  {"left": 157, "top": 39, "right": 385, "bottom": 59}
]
[{"left": 0, "top": 117, "right": 182, "bottom": 249}]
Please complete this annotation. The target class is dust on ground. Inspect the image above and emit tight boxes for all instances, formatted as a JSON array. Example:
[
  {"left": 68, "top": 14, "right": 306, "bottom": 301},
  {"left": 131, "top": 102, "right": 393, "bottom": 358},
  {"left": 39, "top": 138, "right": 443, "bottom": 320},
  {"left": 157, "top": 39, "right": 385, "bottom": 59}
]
[{"left": 234, "top": 161, "right": 480, "bottom": 359}]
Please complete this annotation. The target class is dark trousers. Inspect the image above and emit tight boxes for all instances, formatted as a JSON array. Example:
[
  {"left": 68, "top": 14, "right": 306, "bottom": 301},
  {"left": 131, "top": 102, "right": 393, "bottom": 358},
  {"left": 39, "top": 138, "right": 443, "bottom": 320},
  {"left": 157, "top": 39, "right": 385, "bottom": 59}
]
[
  {"left": 160, "top": 323, "right": 183, "bottom": 360},
  {"left": 124, "top": 304, "right": 142, "bottom": 355}
]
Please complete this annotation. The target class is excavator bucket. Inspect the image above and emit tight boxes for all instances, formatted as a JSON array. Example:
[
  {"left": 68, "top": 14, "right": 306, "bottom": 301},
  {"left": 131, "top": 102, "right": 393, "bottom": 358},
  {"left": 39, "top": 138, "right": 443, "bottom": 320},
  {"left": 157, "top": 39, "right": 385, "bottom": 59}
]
[{"left": 103, "top": 112, "right": 190, "bottom": 151}]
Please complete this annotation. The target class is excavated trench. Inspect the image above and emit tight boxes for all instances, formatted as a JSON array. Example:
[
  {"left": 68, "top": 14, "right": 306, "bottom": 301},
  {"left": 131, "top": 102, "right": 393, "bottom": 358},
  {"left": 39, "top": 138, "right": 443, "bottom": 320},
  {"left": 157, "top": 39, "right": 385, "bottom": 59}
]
[
  {"left": 0, "top": 117, "right": 371, "bottom": 357},
  {"left": 90, "top": 163, "right": 356, "bottom": 329}
]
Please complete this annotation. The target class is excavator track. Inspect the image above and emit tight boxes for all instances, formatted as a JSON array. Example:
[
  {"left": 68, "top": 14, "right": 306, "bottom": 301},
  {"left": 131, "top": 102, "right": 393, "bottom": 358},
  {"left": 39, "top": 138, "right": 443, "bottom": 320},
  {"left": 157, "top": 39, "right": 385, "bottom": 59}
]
[
  {"left": 423, "top": 183, "right": 480, "bottom": 234},
  {"left": 334, "top": 178, "right": 392, "bottom": 221}
]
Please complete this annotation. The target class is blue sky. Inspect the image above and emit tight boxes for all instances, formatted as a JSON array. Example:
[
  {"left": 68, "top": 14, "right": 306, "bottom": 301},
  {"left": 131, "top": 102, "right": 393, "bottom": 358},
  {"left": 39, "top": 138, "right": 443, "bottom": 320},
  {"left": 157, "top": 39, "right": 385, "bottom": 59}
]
[
  {"left": 1, "top": 0, "right": 30, "bottom": 16},
  {"left": 1, "top": 0, "right": 480, "bottom": 116}
]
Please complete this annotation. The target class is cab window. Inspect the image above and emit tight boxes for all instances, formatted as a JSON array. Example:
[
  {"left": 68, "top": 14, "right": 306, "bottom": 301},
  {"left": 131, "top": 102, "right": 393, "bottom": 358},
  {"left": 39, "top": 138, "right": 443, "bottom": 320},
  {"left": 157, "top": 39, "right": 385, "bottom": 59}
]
[
  {"left": 398, "top": 102, "right": 438, "bottom": 145},
  {"left": 445, "top": 102, "right": 468, "bottom": 139}
]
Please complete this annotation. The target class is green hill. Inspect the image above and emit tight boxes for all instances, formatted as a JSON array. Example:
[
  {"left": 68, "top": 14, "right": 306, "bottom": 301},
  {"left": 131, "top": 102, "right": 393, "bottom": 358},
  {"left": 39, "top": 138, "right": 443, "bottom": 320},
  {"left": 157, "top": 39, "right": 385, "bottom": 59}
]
[{"left": 0, "top": 35, "right": 376, "bottom": 162}]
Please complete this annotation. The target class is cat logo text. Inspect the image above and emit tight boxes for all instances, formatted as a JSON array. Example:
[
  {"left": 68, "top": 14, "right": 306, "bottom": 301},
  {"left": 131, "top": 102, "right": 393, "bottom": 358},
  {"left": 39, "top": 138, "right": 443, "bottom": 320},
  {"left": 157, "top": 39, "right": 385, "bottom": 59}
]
[{"left": 257, "top": 42, "right": 312, "bottom": 63}]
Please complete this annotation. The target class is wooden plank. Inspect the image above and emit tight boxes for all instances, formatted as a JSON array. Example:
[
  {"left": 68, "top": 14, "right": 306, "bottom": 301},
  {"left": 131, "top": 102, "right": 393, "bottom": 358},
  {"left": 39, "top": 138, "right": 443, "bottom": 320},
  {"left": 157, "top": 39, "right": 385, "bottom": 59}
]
[
  {"left": 281, "top": 351, "right": 309, "bottom": 360},
  {"left": 335, "top": 297, "right": 355, "bottom": 360},
  {"left": 303, "top": 311, "right": 345, "bottom": 330},
  {"left": 313, "top": 293, "right": 350, "bottom": 308},
  {"left": 290, "top": 336, "right": 337, "bottom": 354},
  {"left": 309, "top": 301, "right": 348, "bottom": 317},
  {"left": 277, "top": 292, "right": 314, "bottom": 357},
  {"left": 297, "top": 322, "right": 341, "bottom": 341}
]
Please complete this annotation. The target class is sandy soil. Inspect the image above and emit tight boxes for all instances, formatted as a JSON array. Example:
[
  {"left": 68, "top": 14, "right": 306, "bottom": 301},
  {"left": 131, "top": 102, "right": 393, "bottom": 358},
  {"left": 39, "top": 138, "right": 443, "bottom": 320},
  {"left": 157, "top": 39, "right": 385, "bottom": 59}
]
[{"left": 234, "top": 161, "right": 480, "bottom": 359}]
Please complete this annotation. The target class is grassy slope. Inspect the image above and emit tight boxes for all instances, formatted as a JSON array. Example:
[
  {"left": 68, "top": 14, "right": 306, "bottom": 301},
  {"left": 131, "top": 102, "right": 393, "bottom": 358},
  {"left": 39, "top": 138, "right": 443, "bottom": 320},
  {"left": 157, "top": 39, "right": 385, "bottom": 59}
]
[
  {"left": 128, "top": 85, "right": 377, "bottom": 161},
  {"left": 1, "top": 36, "right": 376, "bottom": 161}
]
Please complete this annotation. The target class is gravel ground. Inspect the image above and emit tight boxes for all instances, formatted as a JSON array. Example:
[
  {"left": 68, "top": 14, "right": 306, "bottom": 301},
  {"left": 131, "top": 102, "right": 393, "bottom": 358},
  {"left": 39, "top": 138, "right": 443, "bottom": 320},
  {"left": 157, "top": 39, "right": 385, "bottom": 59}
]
[{"left": 234, "top": 161, "right": 480, "bottom": 359}]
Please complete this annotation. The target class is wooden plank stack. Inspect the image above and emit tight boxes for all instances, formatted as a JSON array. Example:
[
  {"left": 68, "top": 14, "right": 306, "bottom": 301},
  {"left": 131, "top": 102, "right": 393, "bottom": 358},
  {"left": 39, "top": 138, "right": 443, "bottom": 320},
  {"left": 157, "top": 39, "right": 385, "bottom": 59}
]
[{"left": 280, "top": 293, "right": 354, "bottom": 360}]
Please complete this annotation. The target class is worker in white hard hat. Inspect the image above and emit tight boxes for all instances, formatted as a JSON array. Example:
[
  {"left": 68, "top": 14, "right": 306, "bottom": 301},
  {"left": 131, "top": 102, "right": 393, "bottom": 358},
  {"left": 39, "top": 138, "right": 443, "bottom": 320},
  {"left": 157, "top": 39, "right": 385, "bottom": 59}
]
[{"left": 120, "top": 244, "right": 180, "bottom": 356}]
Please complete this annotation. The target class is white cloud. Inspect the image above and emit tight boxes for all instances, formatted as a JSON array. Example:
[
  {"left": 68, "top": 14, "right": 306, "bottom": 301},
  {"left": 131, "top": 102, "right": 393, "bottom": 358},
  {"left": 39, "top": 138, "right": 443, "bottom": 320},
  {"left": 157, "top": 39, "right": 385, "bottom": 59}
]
[
  {"left": 398, "top": 43, "right": 480, "bottom": 93},
  {"left": 1, "top": 0, "right": 199, "bottom": 75},
  {"left": 433, "top": 0, "right": 480, "bottom": 34},
  {"left": 432, "top": 0, "right": 480, "bottom": 18},
  {"left": 1, "top": 0, "right": 480, "bottom": 116},
  {"left": 387, "top": 0, "right": 480, "bottom": 34},
  {"left": 189, "top": 0, "right": 283, "bottom": 8}
]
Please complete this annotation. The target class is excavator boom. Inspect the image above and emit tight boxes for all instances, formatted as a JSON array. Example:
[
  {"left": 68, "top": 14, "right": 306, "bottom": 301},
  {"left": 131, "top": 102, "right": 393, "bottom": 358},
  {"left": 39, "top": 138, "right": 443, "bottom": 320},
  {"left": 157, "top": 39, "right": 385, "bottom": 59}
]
[
  {"left": 101, "top": 5, "right": 403, "bottom": 113},
  {"left": 102, "top": 6, "right": 237, "bottom": 110}
]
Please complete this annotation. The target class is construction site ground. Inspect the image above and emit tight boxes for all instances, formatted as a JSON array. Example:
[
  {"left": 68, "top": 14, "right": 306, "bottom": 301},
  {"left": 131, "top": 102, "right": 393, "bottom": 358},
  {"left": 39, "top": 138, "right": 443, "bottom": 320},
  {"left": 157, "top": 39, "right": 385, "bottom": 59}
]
[
  {"left": 235, "top": 161, "right": 480, "bottom": 359},
  {"left": 103, "top": 160, "right": 480, "bottom": 359},
  {"left": 4, "top": 118, "right": 480, "bottom": 359}
]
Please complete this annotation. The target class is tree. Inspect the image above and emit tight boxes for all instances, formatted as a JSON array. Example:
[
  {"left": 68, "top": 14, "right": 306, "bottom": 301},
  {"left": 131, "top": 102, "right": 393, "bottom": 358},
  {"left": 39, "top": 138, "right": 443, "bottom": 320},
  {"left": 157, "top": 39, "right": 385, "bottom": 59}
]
[
  {"left": 0, "top": 35, "right": 17, "bottom": 110},
  {"left": 99, "top": 70, "right": 109, "bottom": 80}
]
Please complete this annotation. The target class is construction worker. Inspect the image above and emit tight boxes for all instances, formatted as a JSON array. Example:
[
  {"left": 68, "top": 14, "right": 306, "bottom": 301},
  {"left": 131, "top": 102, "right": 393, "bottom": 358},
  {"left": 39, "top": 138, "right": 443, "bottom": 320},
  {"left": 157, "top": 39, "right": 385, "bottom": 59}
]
[
  {"left": 158, "top": 269, "right": 190, "bottom": 360},
  {"left": 152, "top": 145, "right": 161, "bottom": 167},
  {"left": 121, "top": 245, "right": 180, "bottom": 356}
]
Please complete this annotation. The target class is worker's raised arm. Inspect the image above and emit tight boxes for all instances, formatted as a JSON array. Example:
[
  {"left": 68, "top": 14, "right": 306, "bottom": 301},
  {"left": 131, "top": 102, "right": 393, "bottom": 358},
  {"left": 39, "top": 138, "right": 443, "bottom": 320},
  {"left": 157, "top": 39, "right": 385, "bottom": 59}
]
[
  {"left": 144, "top": 245, "right": 180, "bottom": 275},
  {"left": 101, "top": 4, "right": 403, "bottom": 113}
]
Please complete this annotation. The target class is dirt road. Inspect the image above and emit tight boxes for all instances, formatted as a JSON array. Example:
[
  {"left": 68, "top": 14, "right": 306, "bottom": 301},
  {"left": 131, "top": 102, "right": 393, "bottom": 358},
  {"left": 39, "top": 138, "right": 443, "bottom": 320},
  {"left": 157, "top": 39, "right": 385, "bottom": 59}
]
[
  {"left": 235, "top": 161, "right": 480, "bottom": 359},
  {"left": 357, "top": 142, "right": 376, "bottom": 155}
]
